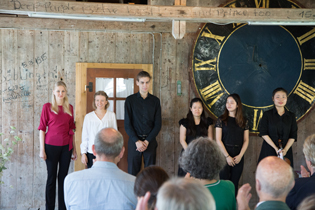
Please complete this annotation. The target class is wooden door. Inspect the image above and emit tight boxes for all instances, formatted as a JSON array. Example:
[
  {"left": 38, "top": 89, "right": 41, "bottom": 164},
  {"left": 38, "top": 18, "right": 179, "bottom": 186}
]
[
  {"left": 75, "top": 63, "right": 153, "bottom": 172},
  {"left": 86, "top": 68, "right": 141, "bottom": 172}
]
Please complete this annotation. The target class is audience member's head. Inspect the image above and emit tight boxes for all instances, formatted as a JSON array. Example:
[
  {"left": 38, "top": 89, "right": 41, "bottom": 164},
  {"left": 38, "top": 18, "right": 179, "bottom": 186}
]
[
  {"left": 179, "top": 137, "right": 225, "bottom": 180},
  {"left": 298, "top": 194, "right": 315, "bottom": 210},
  {"left": 156, "top": 177, "right": 215, "bottom": 210},
  {"left": 93, "top": 128, "right": 124, "bottom": 161},
  {"left": 134, "top": 166, "right": 169, "bottom": 210},
  {"left": 303, "top": 134, "right": 315, "bottom": 171},
  {"left": 256, "top": 156, "right": 294, "bottom": 201}
]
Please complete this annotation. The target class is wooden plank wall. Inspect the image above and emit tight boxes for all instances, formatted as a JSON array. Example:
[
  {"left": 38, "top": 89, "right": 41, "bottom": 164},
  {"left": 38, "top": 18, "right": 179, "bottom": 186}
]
[
  {"left": 0, "top": 30, "right": 156, "bottom": 209},
  {"left": 0, "top": 0, "right": 315, "bottom": 209}
]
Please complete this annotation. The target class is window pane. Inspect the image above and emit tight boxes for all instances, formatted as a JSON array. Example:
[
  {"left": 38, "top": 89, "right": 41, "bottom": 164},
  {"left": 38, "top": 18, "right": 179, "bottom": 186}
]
[
  {"left": 96, "top": 78, "right": 114, "bottom": 97},
  {"left": 116, "top": 78, "right": 134, "bottom": 98},
  {"left": 107, "top": 100, "right": 114, "bottom": 113},
  {"left": 116, "top": 100, "right": 125, "bottom": 120}
]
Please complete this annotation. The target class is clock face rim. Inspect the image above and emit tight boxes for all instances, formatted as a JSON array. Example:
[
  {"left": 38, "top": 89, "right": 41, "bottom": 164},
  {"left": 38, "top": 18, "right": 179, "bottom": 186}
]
[{"left": 188, "top": 0, "right": 315, "bottom": 134}]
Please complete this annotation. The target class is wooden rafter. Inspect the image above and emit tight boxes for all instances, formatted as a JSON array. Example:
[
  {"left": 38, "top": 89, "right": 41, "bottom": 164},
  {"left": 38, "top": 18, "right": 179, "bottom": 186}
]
[
  {"left": 0, "top": 17, "right": 202, "bottom": 32},
  {"left": 0, "top": 0, "right": 315, "bottom": 23}
]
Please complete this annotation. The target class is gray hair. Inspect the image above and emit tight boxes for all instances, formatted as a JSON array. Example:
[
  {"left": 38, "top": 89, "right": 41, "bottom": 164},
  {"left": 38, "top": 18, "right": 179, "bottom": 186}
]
[
  {"left": 297, "top": 194, "right": 315, "bottom": 210},
  {"left": 303, "top": 134, "right": 315, "bottom": 166},
  {"left": 179, "top": 137, "right": 226, "bottom": 180},
  {"left": 156, "top": 178, "right": 216, "bottom": 210},
  {"left": 94, "top": 128, "right": 123, "bottom": 158}
]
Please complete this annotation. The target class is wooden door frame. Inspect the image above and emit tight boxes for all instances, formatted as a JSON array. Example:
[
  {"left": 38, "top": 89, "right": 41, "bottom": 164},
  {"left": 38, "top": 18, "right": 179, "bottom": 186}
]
[{"left": 75, "top": 63, "right": 153, "bottom": 171}]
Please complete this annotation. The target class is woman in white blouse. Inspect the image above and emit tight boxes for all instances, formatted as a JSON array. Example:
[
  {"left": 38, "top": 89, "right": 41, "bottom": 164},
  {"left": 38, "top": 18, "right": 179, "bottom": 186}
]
[{"left": 80, "top": 91, "right": 117, "bottom": 168}]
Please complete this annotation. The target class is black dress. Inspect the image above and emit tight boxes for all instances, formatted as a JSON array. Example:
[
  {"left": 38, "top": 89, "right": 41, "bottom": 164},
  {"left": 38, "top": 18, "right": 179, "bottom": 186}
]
[
  {"left": 258, "top": 106, "right": 297, "bottom": 167},
  {"left": 215, "top": 116, "right": 249, "bottom": 196},
  {"left": 177, "top": 117, "right": 213, "bottom": 177}
]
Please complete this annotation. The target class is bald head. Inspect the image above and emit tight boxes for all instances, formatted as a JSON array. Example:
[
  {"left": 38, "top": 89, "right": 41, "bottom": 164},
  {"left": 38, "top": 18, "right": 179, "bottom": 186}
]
[
  {"left": 94, "top": 128, "right": 124, "bottom": 158},
  {"left": 256, "top": 156, "right": 294, "bottom": 199}
]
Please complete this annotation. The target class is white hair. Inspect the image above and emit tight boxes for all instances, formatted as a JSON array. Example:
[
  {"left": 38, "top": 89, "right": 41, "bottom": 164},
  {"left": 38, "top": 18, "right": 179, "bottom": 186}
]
[{"left": 156, "top": 178, "right": 216, "bottom": 210}]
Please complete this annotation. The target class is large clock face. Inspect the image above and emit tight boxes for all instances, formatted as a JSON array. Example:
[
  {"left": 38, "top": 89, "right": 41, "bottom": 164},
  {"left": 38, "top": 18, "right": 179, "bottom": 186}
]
[{"left": 191, "top": 0, "right": 315, "bottom": 133}]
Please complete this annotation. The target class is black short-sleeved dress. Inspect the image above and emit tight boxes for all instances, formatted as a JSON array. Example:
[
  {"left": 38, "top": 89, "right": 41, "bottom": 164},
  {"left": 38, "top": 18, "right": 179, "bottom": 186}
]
[
  {"left": 215, "top": 116, "right": 249, "bottom": 195},
  {"left": 215, "top": 117, "right": 249, "bottom": 150},
  {"left": 177, "top": 117, "right": 213, "bottom": 176},
  {"left": 258, "top": 107, "right": 297, "bottom": 167}
]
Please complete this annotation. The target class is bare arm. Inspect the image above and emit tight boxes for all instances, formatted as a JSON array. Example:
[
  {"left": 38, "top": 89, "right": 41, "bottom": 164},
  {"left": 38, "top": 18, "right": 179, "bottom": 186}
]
[
  {"left": 39, "top": 130, "right": 46, "bottom": 160},
  {"left": 262, "top": 135, "right": 279, "bottom": 154},
  {"left": 207, "top": 124, "right": 214, "bottom": 141},
  {"left": 216, "top": 127, "right": 235, "bottom": 166},
  {"left": 179, "top": 125, "right": 188, "bottom": 150},
  {"left": 72, "top": 135, "right": 77, "bottom": 161},
  {"left": 80, "top": 116, "right": 89, "bottom": 165},
  {"left": 239, "top": 130, "right": 249, "bottom": 157},
  {"left": 282, "top": 138, "right": 295, "bottom": 156},
  {"left": 234, "top": 130, "right": 249, "bottom": 164}
]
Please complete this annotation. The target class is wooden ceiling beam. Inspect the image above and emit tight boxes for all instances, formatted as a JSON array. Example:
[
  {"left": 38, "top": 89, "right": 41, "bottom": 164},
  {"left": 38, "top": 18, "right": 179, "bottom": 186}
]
[
  {"left": 1, "top": 0, "right": 315, "bottom": 23},
  {"left": 0, "top": 17, "right": 201, "bottom": 32}
]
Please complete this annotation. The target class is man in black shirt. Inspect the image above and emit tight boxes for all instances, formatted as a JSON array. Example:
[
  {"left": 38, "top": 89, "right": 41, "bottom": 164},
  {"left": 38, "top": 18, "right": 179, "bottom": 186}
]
[{"left": 124, "top": 71, "right": 162, "bottom": 176}]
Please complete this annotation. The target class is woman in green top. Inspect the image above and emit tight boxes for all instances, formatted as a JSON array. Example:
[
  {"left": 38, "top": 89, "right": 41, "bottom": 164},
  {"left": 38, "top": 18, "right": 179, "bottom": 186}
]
[{"left": 179, "top": 137, "right": 236, "bottom": 210}]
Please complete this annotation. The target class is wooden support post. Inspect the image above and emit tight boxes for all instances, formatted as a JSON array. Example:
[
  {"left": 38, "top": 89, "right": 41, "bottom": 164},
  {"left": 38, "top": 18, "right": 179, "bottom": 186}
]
[{"left": 172, "top": 0, "right": 186, "bottom": 39}]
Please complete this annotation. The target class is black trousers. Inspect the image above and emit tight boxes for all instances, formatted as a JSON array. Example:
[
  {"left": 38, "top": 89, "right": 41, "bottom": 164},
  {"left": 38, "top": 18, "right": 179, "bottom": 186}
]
[
  {"left": 127, "top": 139, "right": 157, "bottom": 176},
  {"left": 86, "top": 152, "right": 96, "bottom": 168},
  {"left": 45, "top": 144, "right": 72, "bottom": 210},
  {"left": 219, "top": 145, "right": 244, "bottom": 196}
]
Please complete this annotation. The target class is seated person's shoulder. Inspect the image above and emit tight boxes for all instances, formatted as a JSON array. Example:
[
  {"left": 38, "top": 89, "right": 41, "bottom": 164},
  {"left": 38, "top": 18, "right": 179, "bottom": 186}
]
[
  {"left": 220, "top": 180, "right": 235, "bottom": 192},
  {"left": 120, "top": 170, "right": 136, "bottom": 182}
]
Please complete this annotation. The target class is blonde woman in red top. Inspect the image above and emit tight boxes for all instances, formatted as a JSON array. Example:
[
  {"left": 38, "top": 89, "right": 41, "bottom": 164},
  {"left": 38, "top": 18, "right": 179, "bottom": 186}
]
[{"left": 38, "top": 81, "right": 77, "bottom": 210}]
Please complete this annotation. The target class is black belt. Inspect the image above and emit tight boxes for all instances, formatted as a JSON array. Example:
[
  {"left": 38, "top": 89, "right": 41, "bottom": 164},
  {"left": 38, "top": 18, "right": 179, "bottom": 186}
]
[
  {"left": 138, "top": 135, "right": 147, "bottom": 140},
  {"left": 225, "top": 144, "right": 241, "bottom": 147}
]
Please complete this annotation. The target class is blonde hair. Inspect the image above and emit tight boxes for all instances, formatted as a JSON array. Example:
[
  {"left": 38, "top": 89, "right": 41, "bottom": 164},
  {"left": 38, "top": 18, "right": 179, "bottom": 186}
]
[
  {"left": 51, "top": 81, "right": 72, "bottom": 116},
  {"left": 92, "top": 91, "right": 109, "bottom": 110}
]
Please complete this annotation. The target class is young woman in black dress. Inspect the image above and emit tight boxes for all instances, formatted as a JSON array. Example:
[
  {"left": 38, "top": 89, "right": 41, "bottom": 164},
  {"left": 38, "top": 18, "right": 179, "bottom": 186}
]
[
  {"left": 215, "top": 93, "right": 249, "bottom": 195},
  {"left": 258, "top": 87, "right": 297, "bottom": 167},
  {"left": 178, "top": 98, "right": 214, "bottom": 176}
]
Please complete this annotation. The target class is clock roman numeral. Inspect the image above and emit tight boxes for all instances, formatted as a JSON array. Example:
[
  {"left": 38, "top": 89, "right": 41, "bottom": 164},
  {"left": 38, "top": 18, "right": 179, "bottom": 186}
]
[
  {"left": 200, "top": 80, "right": 224, "bottom": 108},
  {"left": 294, "top": 81, "right": 315, "bottom": 104},
  {"left": 229, "top": 3, "right": 242, "bottom": 28},
  {"left": 297, "top": 28, "right": 315, "bottom": 45},
  {"left": 255, "top": 0, "right": 269, "bottom": 8},
  {"left": 252, "top": 109, "right": 263, "bottom": 131},
  {"left": 304, "top": 59, "right": 315, "bottom": 70},
  {"left": 201, "top": 27, "right": 225, "bottom": 45},
  {"left": 195, "top": 58, "right": 217, "bottom": 71}
]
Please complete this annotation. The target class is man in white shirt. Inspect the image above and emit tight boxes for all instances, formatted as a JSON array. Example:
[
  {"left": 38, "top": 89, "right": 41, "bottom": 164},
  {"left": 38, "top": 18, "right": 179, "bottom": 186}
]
[{"left": 64, "top": 128, "right": 137, "bottom": 210}]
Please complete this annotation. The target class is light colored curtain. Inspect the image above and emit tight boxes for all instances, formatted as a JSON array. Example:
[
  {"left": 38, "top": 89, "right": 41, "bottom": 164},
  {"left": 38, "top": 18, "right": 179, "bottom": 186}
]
[
  {"left": 116, "top": 78, "right": 134, "bottom": 97},
  {"left": 95, "top": 78, "right": 114, "bottom": 97},
  {"left": 116, "top": 100, "right": 125, "bottom": 120}
]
